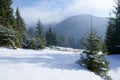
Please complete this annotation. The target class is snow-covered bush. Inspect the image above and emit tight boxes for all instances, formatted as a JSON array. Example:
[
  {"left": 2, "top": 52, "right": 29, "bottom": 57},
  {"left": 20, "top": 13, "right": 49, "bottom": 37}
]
[
  {"left": 22, "top": 33, "right": 42, "bottom": 49},
  {"left": 0, "top": 25, "right": 17, "bottom": 49},
  {"left": 22, "top": 33, "right": 34, "bottom": 49}
]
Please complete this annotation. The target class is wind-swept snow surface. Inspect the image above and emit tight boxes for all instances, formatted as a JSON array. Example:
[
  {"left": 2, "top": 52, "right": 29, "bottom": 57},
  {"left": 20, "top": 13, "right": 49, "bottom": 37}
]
[
  {"left": 107, "top": 55, "right": 120, "bottom": 80},
  {"left": 0, "top": 48, "right": 119, "bottom": 80}
]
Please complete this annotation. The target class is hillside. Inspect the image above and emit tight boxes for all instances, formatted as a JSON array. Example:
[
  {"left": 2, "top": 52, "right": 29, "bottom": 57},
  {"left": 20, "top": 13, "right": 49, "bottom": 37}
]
[{"left": 53, "top": 14, "right": 108, "bottom": 39}]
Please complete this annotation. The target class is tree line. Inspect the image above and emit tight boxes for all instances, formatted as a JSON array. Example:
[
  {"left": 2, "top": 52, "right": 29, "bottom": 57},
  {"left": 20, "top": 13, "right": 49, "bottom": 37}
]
[{"left": 0, "top": 0, "right": 67, "bottom": 49}]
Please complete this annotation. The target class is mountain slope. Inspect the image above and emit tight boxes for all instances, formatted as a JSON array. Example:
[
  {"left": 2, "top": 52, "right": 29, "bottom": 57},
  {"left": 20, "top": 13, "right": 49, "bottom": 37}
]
[{"left": 53, "top": 14, "right": 108, "bottom": 39}]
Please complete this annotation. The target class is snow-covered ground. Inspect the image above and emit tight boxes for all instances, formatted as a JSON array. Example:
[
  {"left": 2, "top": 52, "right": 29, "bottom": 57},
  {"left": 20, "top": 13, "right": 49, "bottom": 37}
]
[{"left": 0, "top": 48, "right": 119, "bottom": 80}]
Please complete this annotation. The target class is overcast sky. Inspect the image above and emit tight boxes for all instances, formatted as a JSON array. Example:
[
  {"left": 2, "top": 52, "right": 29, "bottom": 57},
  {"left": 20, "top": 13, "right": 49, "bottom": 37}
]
[{"left": 12, "top": 0, "right": 115, "bottom": 25}]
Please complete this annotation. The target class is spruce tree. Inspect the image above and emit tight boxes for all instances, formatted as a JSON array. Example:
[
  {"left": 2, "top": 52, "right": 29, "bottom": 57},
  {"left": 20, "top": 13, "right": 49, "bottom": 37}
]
[
  {"left": 22, "top": 32, "right": 36, "bottom": 49},
  {"left": 0, "top": 0, "right": 17, "bottom": 48},
  {"left": 79, "top": 17, "right": 110, "bottom": 79},
  {"left": 15, "top": 7, "right": 26, "bottom": 32},
  {"left": 0, "top": 0, "right": 15, "bottom": 27},
  {"left": 105, "top": 0, "right": 120, "bottom": 54},
  {"left": 46, "top": 27, "right": 57, "bottom": 46},
  {"left": 0, "top": 25, "right": 17, "bottom": 49},
  {"left": 14, "top": 7, "right": 26, "bottom": 48},
  {"left": 36, "top": 20, "right": 46, "bottom": 49},
  {"left": 105, "top": 15, "right": 116, "bottom": 54}
]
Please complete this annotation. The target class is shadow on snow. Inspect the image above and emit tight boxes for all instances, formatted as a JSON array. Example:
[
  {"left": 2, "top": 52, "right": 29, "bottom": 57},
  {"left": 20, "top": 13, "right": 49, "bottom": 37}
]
[{"left": 0, "top": 53, "right": 83, "bottom": 70}]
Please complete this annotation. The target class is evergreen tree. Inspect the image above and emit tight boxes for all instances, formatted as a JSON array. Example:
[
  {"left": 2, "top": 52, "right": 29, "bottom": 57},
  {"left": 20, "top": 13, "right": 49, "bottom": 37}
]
[
  {"left": 0, "top": 0, "right": 15, "bottom": 27},
  {"left": 105, "top": 0, "right": 120, "bottom": 54},
  {"left": 36, "top": 20, "right": 46, "bottom": 49},
  {"left": 15, "top": 7, "right": 26, "bottom": 32},
  {"left": 0, "top": 25, "right": 17, "bottom": 49},
  {"left": 0, "top": 0, "right": 17, "bottom": 48},
  {"left": 22, "top": 32, "right": 36, "bottom": 49},
  {"left": 79, "top": 17, "right": 110, "bottom": 79},
  {"left": 105, "top": 15, "right": 116, "bottom": 54},
  {"left": 14, "top": 7, "right": 26, "bottom": 48},
  {"left": 46, "top": 27, "right": 57, "bottom": 46}
]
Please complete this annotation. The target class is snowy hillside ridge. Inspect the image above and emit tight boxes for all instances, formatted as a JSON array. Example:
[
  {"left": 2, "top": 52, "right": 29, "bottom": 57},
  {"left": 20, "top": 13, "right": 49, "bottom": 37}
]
[{"left": 0, "top": 48, "right": 120, "bottom": 80}]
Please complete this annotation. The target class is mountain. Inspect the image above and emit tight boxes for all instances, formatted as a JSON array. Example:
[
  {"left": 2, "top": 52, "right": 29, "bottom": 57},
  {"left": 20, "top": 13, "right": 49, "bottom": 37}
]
[
  {"left": 53, "top": 14, "right": 108, "bottom": 39},
  {"left": 53, "top": 14, "right": 108, "bottom": 48}
]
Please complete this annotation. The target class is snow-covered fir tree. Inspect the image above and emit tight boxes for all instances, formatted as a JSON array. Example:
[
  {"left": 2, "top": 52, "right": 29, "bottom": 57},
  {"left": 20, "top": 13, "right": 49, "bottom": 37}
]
[
  {"left": 36, "top": 20, "right": 46, "bottom": 49},
  {"left": 79, "top": 17, "right": 110, "bottom": 80},
  {"left": 0, "top": 25, "right": 17, "bottom": 49}
]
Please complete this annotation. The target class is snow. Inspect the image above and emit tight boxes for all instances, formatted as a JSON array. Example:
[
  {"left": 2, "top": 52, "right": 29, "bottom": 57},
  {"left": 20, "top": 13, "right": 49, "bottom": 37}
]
[
  {"left": 0, "top": 47, "right": 119, "bottom": 80},
  {"left": 97, "top": 51, "right": 103, "bottom": 55},
  {"left": 107, "top": 55, "right": 120, "bottom": 80},
  {"left": 49, "top": 46, "right": 82, "bottom": 53}
]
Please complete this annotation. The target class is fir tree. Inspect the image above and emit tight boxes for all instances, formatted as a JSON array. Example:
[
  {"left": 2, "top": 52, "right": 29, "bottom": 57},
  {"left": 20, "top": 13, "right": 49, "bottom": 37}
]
[
  {"left": 79, "top": 17, "right": 110, "bottom": 79},
  {"left": 0, "top": 25, "right": 17, "bottom": 49},
  {"left": 22, "top": 33, "right": 36, "bottom": 49},
  {"left": 15, "top": 7, "right": 26, "bottom": 32},
  {"left": 105, "top": 15, "right": 116, "bottom": 54},
  {"left": 0, "top": 0, "right": 17, "bottom": 48},
  {"left": 14, "top": 7, "right": 26, "bottom": 48},
  {"left": 46, "top": 27, "right": 58, "bottom": 46},
  {"left": 36, "top": 20, "right": 46, "bottom": 49},
  {"left": 0, "top": 0, "right": 15, "bottom": 27},
  {"left": 105, "top": 0, "right": 120, "bottom": 54}
]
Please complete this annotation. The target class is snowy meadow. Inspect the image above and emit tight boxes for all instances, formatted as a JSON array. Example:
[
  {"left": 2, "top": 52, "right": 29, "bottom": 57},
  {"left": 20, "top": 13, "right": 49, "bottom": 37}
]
[{"left": 0, "top": 48, "right": 119, "bottom": 80}]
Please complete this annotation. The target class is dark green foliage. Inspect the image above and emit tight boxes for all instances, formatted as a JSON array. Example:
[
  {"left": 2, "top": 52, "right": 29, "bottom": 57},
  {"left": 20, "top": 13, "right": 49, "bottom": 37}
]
[
  {"left": 22, "top": 33, "right": 32, "bottom": 49},
  {"left": 14, "top": 7, "right": 26, "bottom": 48},
  {"left": 79, "top": 26, "right": 110, "bottom": 79},
  {"left": 46, "top": 27, "right": 58, "bottom": 46},
  {"left": 0, "top": 1, "right": 27, "bottom": 49},
  {"left": 0, "top": 25, "right": 17, "bottom": 49},
  {"left": 22, "top": 33, "right": 38, "bottom": 49},
  {"left": 105, "top": 17, "right": 116, "bottom": 54},
  {"left": 105, "top": 0, "right": 120, "bottom": 54},
  {"left": 0, "top": 0, "right": 20, "bottom": 48},
  {"left": 36, "top": 21, "right": 43, "bottom": 37},
  {"left": 82, "top": 29, "right": 102, "bottom": 52},
  {"left": 0, "top": 0, "right": 34, "bottom": 49},
  {"left": 0, "top": 0, "right": 15, "bottom": 27},
  {"left": 36, "top": 20, "right": 46, "bottom": 49},
  {"left": 14, "top": 7, "right": 26, "bottom": 32},
  {"left": 80, "top": 51, "right": 110, "bottom": 79},
  {"left": 22, "top": 21, "right": 46, "bottom": 49}
]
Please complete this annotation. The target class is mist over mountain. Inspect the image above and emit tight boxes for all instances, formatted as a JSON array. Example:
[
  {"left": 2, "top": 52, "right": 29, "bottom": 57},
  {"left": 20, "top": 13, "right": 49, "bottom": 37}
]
[
  {"left": 26, "top": 14, "right": 109, "bottom": 49},
  {"left": 53, "top": 14, "right": 108, "bottom": 39},
  {"left": 26, "top": 23, "right": 57, "bottom": 32}
]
